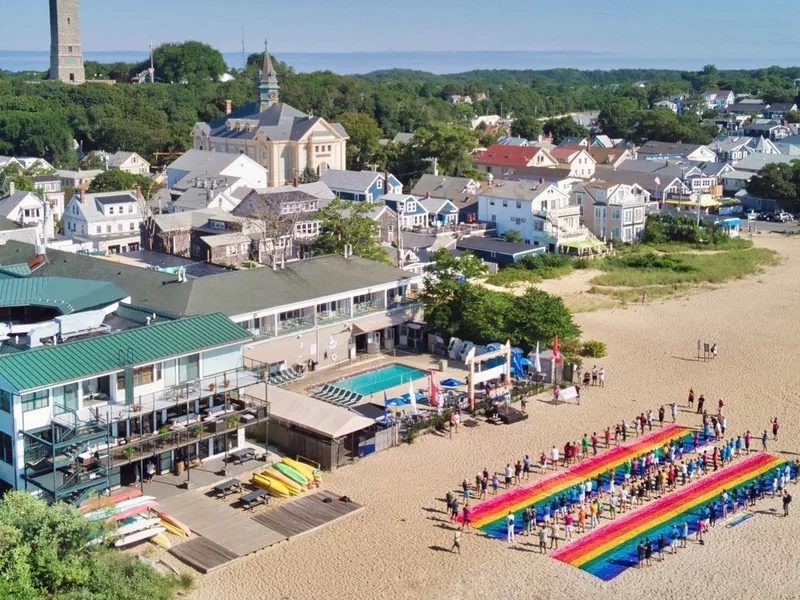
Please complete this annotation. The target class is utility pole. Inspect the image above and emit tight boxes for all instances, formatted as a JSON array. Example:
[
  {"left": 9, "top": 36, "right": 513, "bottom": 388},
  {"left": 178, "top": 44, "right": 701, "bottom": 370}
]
[{"left": 396, "top": 204, "right": 404, "bottom": 270}]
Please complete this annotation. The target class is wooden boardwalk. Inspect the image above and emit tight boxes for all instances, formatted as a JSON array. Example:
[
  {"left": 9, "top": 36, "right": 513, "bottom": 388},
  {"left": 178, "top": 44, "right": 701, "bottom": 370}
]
[
  {"left": 253, "top": 490, "right": 364, "bottom": 538},
  {"left": 159, "top": 492, "right": 286, "bottom": 572}
]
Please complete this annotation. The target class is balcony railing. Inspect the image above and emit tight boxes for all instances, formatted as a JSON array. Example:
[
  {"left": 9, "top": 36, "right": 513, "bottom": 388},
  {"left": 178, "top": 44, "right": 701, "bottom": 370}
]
[
  {"left": 277, "top": 318, "right": 315, "bottom": 336},
  {"left": 102, "top": 394, "right": 269, "bottom": 468},
  {"left": 387, "top": 296, "right": 421, "bottom": 310},
  {"left": 353, "top": 300, "right": 383, "bottom": 315},
  {"left": 317, "top": 309, "right": 349, "bottom": 325}
]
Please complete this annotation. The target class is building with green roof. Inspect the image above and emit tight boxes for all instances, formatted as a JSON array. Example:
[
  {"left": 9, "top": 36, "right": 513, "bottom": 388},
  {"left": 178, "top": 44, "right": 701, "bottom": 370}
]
[{"left": 0, "top": 311, "right": 270, "bottom": 505}]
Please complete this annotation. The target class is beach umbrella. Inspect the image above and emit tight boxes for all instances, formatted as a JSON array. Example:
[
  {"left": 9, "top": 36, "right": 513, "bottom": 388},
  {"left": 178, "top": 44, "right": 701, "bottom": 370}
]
[
  {"left": 408, "top": 380, "right": 419, "bottom": 415},
  {"left": 534, "top": 341, "right": 542, "bottom": 373},
  {"left": 440, "top": 378, "right": 464, "bottom": 387},
  {"left": 429, "top": 370, "right": 440, "bottom": 408}
]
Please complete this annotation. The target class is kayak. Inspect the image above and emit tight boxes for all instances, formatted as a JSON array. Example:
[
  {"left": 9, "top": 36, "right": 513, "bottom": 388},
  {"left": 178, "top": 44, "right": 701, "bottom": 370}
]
[
  {"left": 272, "top": 462, "right": 309, "bottom": 486},
  {"left": 155, "top": 511, "right": 191, "bottom": 537},
  {"left": 151, "top": 532, "right": 171, "bottom": 550},
  {"left": 117, "top": 517, "right": 162, "bottom": 538},
  {"left": 251, "top": 473, "right": 291, "bottom": 498},
  {"left": 114, "top": 526, "right": 165, "bottom": 548},
  {"left": 107, "top": 501, "right": 158, "bottom": 523},
  {"left": 79, "top": 488, "right": 142, "bottom": 513},
  {"left": 262, "top": 467, "right": 305, "bottom": 494},
  {"left": 85, "top": 496, "right": 156, "bottom": 521},
  {"left": 281, "top": 457, "right": 321, "bottom": 482}
]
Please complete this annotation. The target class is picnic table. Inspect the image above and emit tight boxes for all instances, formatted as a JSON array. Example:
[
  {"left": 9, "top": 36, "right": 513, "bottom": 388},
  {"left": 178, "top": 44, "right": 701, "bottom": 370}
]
[
  {"left": 241, "top": 488, "right": 269, "bottom": 510},
  {"left": 214, "top": 478, "right": 242, "bottom": 499},
  {"left": 229, "top": 448, "right": 256, "bottom": 465}
]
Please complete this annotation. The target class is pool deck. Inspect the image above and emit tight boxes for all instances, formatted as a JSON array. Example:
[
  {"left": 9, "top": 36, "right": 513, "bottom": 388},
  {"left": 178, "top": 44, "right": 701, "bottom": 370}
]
[{"left": 286, "top": 351, "right": 471, "bottom": 414}]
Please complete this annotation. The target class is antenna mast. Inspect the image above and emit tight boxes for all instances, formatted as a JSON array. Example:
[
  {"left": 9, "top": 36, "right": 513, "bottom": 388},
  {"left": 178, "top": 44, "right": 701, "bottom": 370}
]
[{"left": 241, "top": 24, "right": 246, "bottom": 69}]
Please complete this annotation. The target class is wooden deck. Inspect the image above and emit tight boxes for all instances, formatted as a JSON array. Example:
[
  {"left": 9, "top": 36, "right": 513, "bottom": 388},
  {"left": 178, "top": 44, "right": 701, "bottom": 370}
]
[
  {"left": 159, "top": 492, "right": 287, "bottom": 572},
  {"left": 169, "top": 538, "right": 239, "bottom": 574},
  {"left": 252, "top": 490, "right": 364, "bottom": 538}
]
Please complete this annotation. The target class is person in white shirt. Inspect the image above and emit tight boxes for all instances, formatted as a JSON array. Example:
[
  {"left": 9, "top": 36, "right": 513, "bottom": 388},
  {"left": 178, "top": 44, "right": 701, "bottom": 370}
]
[
  {"left": 670, "top": 401, "right": 678, "bottom": 423},
  {"left": 506, "top": 512, "right": 515, "bottom": 544},
  {"left": 550, "top": 446, "right": 560, "bottom": 470}
]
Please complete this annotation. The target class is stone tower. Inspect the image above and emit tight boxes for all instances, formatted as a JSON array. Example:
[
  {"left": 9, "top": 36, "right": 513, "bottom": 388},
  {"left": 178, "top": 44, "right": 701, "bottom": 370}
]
[{"left": 49, "top": 0, "right": 85, "bottom": 84}]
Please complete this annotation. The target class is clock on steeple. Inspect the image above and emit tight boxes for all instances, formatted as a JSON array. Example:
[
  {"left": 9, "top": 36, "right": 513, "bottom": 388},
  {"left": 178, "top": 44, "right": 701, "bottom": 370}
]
[{"left": 258, "top": 38, "right": 280, "bottom": 112}]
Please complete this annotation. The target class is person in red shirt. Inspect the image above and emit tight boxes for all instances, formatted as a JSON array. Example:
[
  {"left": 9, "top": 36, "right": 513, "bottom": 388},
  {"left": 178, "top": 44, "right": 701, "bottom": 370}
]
[{"left": 604, "top": 427, "right": 612, "bottom": 448}]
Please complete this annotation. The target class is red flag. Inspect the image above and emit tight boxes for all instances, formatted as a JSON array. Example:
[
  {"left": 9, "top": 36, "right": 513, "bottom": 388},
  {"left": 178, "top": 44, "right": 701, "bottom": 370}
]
[
  {"left": 552, "top": 336, "right": 563, "bottom": 365},
  {"left": 429, "top": 370, "right": 439, "bottom": 407}
]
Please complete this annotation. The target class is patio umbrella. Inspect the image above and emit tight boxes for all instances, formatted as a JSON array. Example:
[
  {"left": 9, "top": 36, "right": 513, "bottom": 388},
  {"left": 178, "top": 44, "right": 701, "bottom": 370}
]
[
  {"left": 534, "top": 341, "right": 542, "bottom": 373},
  {"left": 440, "top": 378, "right": 464, "bottom": 387},
  {"left": 408, "top": 380, "right": 419, "bottom": 415}
]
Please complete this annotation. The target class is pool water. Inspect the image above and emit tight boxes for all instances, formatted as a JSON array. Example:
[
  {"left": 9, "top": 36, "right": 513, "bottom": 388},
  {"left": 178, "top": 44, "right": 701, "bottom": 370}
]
[{"left": 331, "top": 364, "right": 428, "bottom": 396}]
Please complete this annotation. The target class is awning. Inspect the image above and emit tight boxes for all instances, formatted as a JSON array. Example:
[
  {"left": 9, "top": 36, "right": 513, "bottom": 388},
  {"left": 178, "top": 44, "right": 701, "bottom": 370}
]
[
  {"left": 352, "top": 313, "right": 398, "bottom": 334},
  {"left": 666, "top": 198, "right": 722, "bottom": 208},
  {"left": 242, "top": 384, "right": 375, "bottom": 439}
]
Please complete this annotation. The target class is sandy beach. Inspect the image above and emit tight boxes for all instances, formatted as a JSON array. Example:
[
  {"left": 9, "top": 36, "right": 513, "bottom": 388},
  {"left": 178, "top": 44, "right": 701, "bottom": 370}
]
[{"left": 182, "top": 233, "right": 800, "bottom": 600}]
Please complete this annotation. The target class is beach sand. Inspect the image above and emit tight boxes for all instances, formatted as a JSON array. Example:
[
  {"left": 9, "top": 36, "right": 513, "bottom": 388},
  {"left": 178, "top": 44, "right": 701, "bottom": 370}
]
[{"left": 183, "top": 233, "right": 800, "bottom": 600}]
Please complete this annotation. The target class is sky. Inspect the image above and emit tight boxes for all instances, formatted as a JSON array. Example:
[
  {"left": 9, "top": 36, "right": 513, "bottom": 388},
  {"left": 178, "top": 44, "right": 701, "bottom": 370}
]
[{"left": 2, "top": 0, "right": 798, "bottom": 67}]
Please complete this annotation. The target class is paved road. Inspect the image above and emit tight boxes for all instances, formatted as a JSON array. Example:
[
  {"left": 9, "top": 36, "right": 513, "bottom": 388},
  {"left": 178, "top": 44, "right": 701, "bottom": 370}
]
[{"left": 751, "top": 220, "right": 800, "bottom": 234}]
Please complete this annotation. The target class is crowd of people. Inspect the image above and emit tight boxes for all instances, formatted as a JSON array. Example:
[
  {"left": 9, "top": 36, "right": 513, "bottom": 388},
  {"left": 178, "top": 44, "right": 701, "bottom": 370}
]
[{"left": 444, "top": 388, "right": 795, "bottom": 557}]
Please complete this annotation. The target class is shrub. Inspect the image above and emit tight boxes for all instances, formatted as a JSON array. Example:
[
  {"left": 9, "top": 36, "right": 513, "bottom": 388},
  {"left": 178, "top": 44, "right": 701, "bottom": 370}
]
[
  {"left": 581, "top": 340, "right": 608, "bottom": 358},
  {"left": 404, "top": 428, "right": 418, "bottom": 444}
]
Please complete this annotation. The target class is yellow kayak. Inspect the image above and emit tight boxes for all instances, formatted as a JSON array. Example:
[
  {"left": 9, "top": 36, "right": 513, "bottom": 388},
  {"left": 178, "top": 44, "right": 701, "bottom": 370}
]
[
  {"left": 251, "top": 473, "right": 291, "bottom": 498},
  {"left": 159, "top": 519, "right": 189, "bottom": 538},
  {"left": 263, "top": 468, "right": 304, "bottom": 495},
  {"left": 152, "top": 532, "right": 171, "bottom": 550},
  {"left": 281, "top": 457, "right": 321, "bottom": 482}
]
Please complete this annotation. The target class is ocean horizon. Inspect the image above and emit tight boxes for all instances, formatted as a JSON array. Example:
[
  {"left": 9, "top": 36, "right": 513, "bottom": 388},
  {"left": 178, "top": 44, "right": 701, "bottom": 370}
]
[{"left": 2, "top": 50, "right": 798, "bottom": 75}]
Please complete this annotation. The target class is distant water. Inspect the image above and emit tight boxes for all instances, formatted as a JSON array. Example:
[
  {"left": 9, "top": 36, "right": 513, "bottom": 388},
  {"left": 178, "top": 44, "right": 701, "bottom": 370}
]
[{"left": 1, "top": 50, "right": 797, "bottom": 75}]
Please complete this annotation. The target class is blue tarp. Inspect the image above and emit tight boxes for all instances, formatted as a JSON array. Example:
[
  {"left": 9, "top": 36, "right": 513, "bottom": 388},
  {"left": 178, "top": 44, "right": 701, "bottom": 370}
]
[
  {"left": 440, "top": 378, "right": 464, "bottom": 387},
  {"left": 510, "top": 353, "right": 524, "bottom": 378}
]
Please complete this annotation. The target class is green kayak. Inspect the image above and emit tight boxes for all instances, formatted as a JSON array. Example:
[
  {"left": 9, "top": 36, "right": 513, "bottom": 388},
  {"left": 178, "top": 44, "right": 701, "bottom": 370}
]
[{"left": 273, "top": 461, "right": 309, "bottom": 485}]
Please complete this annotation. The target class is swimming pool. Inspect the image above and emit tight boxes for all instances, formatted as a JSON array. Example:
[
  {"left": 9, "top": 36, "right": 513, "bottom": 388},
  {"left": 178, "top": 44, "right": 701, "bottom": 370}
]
[{"left": 330, "top": 364, "right": 428, "bottom": 396}]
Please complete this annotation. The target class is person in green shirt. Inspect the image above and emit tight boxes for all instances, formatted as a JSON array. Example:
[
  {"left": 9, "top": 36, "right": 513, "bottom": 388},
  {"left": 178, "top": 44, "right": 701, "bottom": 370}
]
[{"left": 581, "top": 434, "right": 590, "bottom": 457}]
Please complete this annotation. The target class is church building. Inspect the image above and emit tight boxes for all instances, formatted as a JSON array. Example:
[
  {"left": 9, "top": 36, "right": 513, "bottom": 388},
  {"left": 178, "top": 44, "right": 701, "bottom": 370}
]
[{"left": 191, "top": 44, "right": 349, "bottom": 187}]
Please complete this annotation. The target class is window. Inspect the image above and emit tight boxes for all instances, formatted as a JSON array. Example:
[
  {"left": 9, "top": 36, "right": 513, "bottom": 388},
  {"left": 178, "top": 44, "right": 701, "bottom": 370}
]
[
  {"left": 21, "top": 390, "right": 48, "bottom": 413},
  {"left": 611, "top": 208, "right": 621, "bottom": 220},
  {"left": 106, "top": 225, "right": 111, "bottom": 233},
  {"left": 0, "top": 390, "right": 10, "bottom": 412},
  {"left": 502, "top": 200, "right": 508, "bottom": 208},
  {"left": 634, "top": 207, "right": 645, "bottom": 222},
  {"left": 128, "top": 205, "right": 134, "bottom": 213},
  {"left": 376, "top": 179, "right": 383, "bottom": 189},
  {"left": 129, "top": 223, "right": 135, "bottom": 230},
  {"left": 623, "top": 209, "right": 633, "bottom": 225},
  {"left": 612, "top": 227, "right": 620, "bottom": 239},
  {"left": 96, "top": 226, "right": 101, "bottom": 234},
  {"left": 118, "top": 224, "right": 123, "bottom": 232},
  {"left": 109, "top": 206, "right": 114, "bottom": 215},
  {"left": 516, "top": 201, "right": 522, "bottom": 209},
  {"left": 489, "top": 200, "right": 495, "bottom": 206},
  {"left": 178, "top": 354, "right": 200, "bottom": 383},
  {"left": 68, "top": 46, "right": 73, "bottom": 53},
  {"left": 0, "top": 432, "right": 11, "bottom": 465}
]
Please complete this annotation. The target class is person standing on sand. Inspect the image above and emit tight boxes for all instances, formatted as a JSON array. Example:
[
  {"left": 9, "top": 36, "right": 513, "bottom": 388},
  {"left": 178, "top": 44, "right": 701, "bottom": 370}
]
[
  {"left": 773, "top": 417, "right": 780, "bottom": 441},
  {"left": 697, "top": 394, "right": 705, "bottom": 414},
  {"left": 451, "top": 526, "right": 463, "bottom": 554},
  {"left": 671, "top": 401, "right": 678, "bottom": 423},
  {"left": 491, "top": 473, "right": 500, "bottom": 495},
  {"left": 745, "top": 430, "right": 752, "bottom": 453},
  {"left": 658, "top": 406, "right": 665, "bottom": 427},
  {"left": 598, "top": 367, "right": 606, "bottom": 387},
  {"left": 549, "top": 522, "right": 559, "bottom": 550},
  {"left": 637, "top": 540, "right": 646, "bottom": 568},
  {"left": 621, "top": 420, "right": 628, "bottom": 442},
  {"left": 551, "top": 446, "right": 560, "bottom": 471},
  {"left": 591, "top": 366, "right": 598, "bottom": 386},
  {"left": 688, "top": 388, "right": 695, "bottom": 409},
  {"left": 504, "top": 464, "right": 513, "bottom": 489},
  {"left": 762, "top": 430, "right": 769, "bottom": 451},
  {"left": 462, "top": 505, "right": 472, "bottom": 532},
  {"left": 538, "top": 525, "right": 548, "bottom": 553},
  {"left": 506, "top": 512, "right": 515, "bottom": 544},
  {"left": 783, "top": 490, "right": 792, "bottom": 516},
  {"left": 647, "top": 410, "right": 654, "bottom": 432}
]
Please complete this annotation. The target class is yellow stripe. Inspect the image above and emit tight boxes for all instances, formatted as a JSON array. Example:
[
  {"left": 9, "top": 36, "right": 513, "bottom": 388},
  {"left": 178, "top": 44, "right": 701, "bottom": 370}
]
[
  {"left": 570, "top": 456, "right": 783, "bottom": 567},
  {"left": 473, "top": 428, "right": 689, "bottom": 529}
]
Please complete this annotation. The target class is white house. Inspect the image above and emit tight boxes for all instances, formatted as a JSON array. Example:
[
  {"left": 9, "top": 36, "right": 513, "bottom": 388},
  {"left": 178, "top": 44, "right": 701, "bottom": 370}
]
[
  {"left": 166, "top": 149, "right": 268, "bottom": 191},
  {"left": 549, "top": 147, "right": 597, "bottom": 178},
  {"left": 61, "top": 189, "right": 143, "bottom": 254},
  {"left": 56, "top": 169, "right": 103, "bottom": 189},
  {"left": 704, "top": 90, "right": 735, "bottom": 111},
  {"left": 478, "top": 180, "right": 590, "bottom": 252},
  {"left": 32, "top": 175, "right": 66, "bottom": 218},
  {"left": 574, "top": 181, "right": 652, "bottom": 242},
  {"left": 0, "top": 186, "right": 54, "bottom": 242},
  {"left": 105, "top": 151, "right": 151, "bottom": 175},
  {"left": 654, "top": 100, "right": 679, "bottom": 113}
]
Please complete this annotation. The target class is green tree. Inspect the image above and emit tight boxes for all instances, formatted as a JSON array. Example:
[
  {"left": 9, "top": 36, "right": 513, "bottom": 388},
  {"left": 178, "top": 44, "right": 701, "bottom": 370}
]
[
  {"left": 301, "top": 165, "right": 319, "bottom": 183},
  {"left": 313, "top": 198, "right": 390, "bottom": 263},
  {"left": 746, "top": 161, "right": 800, "bottom": 209},
  {"left": 335, "top": 112, "right": 383, "bottom": 170},
  {"left": 510, "top": 115, "right": 543, "bottom": 140},
  {"left": 0, "top": 492, "right": 178, "bottom": 599},
  {"left": 506, "top": 288, "right": 581, "bottom": 349},
  {"left": 542, "top": 117, "right": 589, "bottom": 144},
  {"left": 413, "top": 121, "right": 476, "bottom": 176},
  {"left": 502, "top": 229, "right": 524, "bottom": 243},
  {"left": 151, "top": 41, "right": 227, "bottom": 84},
  {"left": 597, "top": 97, "right": 641, "bottom": 139},
  {"left": 88, "top": 170, "right": 157, "bottom": 198}
]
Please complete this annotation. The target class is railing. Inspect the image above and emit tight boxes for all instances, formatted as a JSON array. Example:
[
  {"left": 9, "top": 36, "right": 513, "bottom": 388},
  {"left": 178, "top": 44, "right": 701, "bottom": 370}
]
[
  {"left": 387, "top": 297, "right": 422, "bottom": 310},
  {"left": 277, "top": 318, "right": 315, "bottom": 335},
  {"left": 104, "top": 395, "right": 269, "bottom": 467},
  {"left": 317, "top": 310, "right": 349, "bottom": 325},
  {"left": 353, "top": 300, "right": 383, "bottom": 315}
]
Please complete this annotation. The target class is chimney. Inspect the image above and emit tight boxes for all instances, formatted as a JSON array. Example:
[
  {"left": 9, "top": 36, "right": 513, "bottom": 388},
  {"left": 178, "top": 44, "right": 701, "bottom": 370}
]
[
  {"left": 384, "top": 171, "right": 390, "bottom": 193},
  {"left": 225, "top": 99, "right": 232, "bottom": 115},
  {"left": 293, "top": 176, "right": 299, "bottom": 187},
  {"left": 539, "top": 177, "right": 545, "bottom": 184},
  {"left": 79, "top": 188, "right": 86, "bottom": 204},
  {"left": 426, "top": 191, "right": 430, "bottom": 198},
  {"left": 7, "top": 181, "right": 15, "bottom": 196},
  {"left": 135, "top": 185, "right": 142, "bottom": 199}
]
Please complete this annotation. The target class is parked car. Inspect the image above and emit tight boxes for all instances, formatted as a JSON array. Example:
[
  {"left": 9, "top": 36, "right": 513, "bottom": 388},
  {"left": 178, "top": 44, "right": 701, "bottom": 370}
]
[
  {"left": 756, "top": 212, "right": 772, "bottom": 221},
  {"left": 775, "top": 212, "right": 794, "bottom": 222}
]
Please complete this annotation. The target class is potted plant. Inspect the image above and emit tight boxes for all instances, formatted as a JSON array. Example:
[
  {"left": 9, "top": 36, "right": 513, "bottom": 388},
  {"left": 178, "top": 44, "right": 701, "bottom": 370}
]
[
  {"left": 225, "top": 415, "right": 239, "bottom": 429},
  {"left": 189, "top": 424, "right": 203, "bottom": 438},
  {"left": 121, "top": 446, "right": 136, "bottom": 461},
  {"left": 157, "top": 425, "right": 170, "bottom": 436},
  {"left": 257, "top": 366, "right": 267, "bottom": 380}
]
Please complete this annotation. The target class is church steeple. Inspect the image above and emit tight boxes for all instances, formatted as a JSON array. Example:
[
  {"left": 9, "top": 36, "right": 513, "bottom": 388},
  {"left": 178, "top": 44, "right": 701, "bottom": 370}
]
[{"left": 258, "top": 38, "right": 280, "bottom": 112}]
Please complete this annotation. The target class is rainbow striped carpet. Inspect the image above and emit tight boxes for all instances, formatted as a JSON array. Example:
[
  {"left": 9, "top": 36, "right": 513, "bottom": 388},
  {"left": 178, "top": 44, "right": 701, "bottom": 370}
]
[
  {"left": 552, "top": 452, "right": 788, "bottom": 580},
  {"left": 467, "top": 424, "right": 695, "bottom": 537}
]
